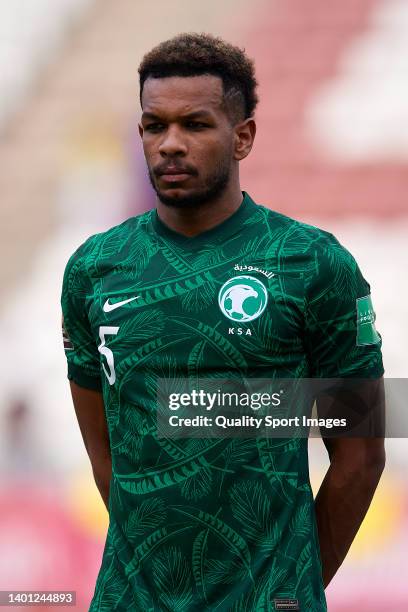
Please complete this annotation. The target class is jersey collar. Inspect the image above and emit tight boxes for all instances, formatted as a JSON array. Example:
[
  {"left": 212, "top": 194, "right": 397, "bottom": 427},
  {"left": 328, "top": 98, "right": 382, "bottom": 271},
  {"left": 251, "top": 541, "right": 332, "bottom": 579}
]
[{"left": 149, "top": 191, "right": 259, "bottom": 249}]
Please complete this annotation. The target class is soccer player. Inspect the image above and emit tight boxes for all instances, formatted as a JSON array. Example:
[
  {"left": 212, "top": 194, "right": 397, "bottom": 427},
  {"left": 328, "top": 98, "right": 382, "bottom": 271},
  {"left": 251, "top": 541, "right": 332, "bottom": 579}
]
[{"left": 61, "top": 33, "right": 385, "bottom": 611}]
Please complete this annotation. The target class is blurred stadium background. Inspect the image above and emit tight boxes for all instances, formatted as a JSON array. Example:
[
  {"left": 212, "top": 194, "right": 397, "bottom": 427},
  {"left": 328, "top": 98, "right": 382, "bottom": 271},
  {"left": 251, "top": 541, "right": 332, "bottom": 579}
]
[{"left": 0, "top": 0, "right": 407, "bottom": 609}]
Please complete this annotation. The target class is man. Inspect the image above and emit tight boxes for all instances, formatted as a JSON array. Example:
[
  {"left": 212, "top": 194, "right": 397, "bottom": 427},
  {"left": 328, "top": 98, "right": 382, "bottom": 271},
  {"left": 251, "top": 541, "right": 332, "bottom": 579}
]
[{"left": 61, "top": 33, "right": 385, "bottom": 611}]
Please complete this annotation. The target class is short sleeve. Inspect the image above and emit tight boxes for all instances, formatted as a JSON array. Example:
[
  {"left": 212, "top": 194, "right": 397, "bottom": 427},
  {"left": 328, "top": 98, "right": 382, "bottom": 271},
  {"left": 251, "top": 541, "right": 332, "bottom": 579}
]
[
  {"left": 61, "top": 241, "right": 102, "bottom": 391},
  {"left": 304, "top": 233, "right": 384, "bottom": 379}
]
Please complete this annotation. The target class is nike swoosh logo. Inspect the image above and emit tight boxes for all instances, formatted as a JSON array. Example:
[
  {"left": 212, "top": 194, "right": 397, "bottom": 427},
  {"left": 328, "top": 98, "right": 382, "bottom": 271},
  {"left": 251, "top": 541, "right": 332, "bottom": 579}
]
[{"left": 103, "top": 296, "right": 140, "bottom": 312}]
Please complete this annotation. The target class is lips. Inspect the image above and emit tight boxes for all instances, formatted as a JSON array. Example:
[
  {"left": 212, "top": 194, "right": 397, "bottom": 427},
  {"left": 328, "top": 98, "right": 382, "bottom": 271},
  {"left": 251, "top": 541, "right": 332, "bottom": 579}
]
[
  {"left": 160, "top": 172, "right": 191, "bottom": 183},
  {"left": 159, "top": 168, "right": 190, "bottom": 174},
  {"left": 157, "top": 167, "right": 193, "bottom": 183}
]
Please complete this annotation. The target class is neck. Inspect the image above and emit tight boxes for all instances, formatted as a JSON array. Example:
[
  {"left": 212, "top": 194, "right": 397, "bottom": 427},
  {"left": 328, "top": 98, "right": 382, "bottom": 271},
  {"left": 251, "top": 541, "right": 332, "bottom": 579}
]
[{"left": 156, "top": 182, "right": 244, "bottom": 238}]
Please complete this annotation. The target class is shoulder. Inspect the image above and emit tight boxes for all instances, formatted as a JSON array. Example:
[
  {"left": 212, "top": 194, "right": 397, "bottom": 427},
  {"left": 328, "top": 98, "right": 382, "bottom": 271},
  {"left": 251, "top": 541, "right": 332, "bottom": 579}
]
[
  {"left": 253, "top": 202, "right": 364, "bottom": 301},
  {"left": 255, "top": 202, "right": 356, "bottom": 264},
  {"left": 63, "top": 211, "right": 152, "bottom": 278},
  {"left": 256, "top": 202, "right": 334, "bottom": 245}
]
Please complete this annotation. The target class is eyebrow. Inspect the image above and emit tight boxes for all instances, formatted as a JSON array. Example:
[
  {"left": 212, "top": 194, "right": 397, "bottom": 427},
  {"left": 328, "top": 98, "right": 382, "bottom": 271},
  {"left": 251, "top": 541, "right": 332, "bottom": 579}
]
[{"left": 141, "top": 110, "right": 213, "bottom": 121}]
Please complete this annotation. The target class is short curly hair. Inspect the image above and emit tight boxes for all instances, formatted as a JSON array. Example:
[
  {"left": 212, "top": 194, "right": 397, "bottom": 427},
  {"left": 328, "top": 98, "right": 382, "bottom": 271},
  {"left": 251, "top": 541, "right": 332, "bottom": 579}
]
[{"left": 138, "top": 33, "right": 258, "bottom": 124}]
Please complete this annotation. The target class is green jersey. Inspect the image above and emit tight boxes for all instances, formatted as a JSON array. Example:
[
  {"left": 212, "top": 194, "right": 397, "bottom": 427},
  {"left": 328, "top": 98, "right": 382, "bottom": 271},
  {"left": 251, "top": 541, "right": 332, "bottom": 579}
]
[{"left": 61, "top": 192, "right": 383, "bottom": 611}]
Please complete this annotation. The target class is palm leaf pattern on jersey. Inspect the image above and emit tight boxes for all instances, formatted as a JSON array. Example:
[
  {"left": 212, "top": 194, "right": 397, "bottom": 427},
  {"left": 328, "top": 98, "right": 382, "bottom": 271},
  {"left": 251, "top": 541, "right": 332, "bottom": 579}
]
[
  {"left": 275, "top": 578, "right": 297, "bottom": 600},
  {"left": 109, "top": 519, "right": 129, "bottom": 556},
  {"left": 273, "top": 222, "right": 315, "bottom": 261},
  {"left": 102, "top": 571, "right": 153, "bottom": 611},
  {"left": 205, "top": 556, "right": 248, "bottom": 585},
  {"left": 151, "top": 546, "right": 194, "bottom": 611},
  {"left": 96, "top": 565, "right": 130, "bottom": 612},
  {"left": 192, "top": 510, "right": 224, "bottom": 605},
  {"left": 116, "top": 308, "right": 166, "bottom": 344},
  {"left": 187, "top": 340, "right": 207, "bottom": 386},
  {"left": 301, "top": 581, "right": 315, "bottom": 610},
  {"left": 172, "top": 318, "right": 247, "bottom": 370},
  {"left": 240, "top": 313, "right": 301, "bottom": 364},
  {"left": 319, "top": 584, "right": 328, "bottom": 608},
  {"left": 346, "top": 345, "right": 383, "bottom": 372},
  {"left": 181, "top": 276, "right": 217, "bottom": 312},
  {"left": 242, "top": 209, "right": 264, "bottom": 227},
  {"left": 124, "top": 402, "right": 151, "bottom": 433},
  {"left": 71, "top": 233, "right": 101, "bottom": 283},
  {"left": 284, "top": 503, "right": 312, "bottom": 560},
  {"left": 266, "top": 572, "right": 298, "bottom": 612},
  {"left": 143, "top": 353, "right": 186, "bottom": 406},
  {"left": 192, "top": 528, "right": 210, "bottom": 603},
  {"left": 66, "top": 258, "right": 88, "bottom": 299},
  {"left": 160, "top": 243, "right": 195, "bottom": 274},
  {"left": 90, "top": 557, "right": 110, "bottom": 610},
  {"left": 295, "top": 542, "right": 312, "bottom": 592},
  {"left": 125, "top": 525, "right": 194, "bottom": 579},
  {"left": 92, "top": 221, "right": 156, "bottom": 278},
  {"left": 90, "top": 553, "right": 119, "bottom": 612},
  {"left": 116, "top": 438, "right": 230, "bottom": 494},
  {"left": 124, "top": 497, "right": 167, "bottom": 540},
  {"left": 324, "top": 241, "right": 358, "bottom": 297},
  {"left": 93, "top": 527, "right": 153, "bottom": 610},
  {"left": 172, "top": 507, "right": 254, "bottom": 583},
  {"left": 116, "top": 337, "right": 188, "bottom": 389},
  {"left": 109, "top": 388, "right": 150, "bottom": 452},
  {"left": 151, "top": 427, "right": 200, "bottom": 464},
  {"left": 289, "top": 503, "right": 311, "bottom": 538},
  {"left": 185, "top": 340, "right": 245, "bottom": 398},
  {"left": 96, "top": 223, "right": 127, "bottom": 261},
  {"left": 103, "top": 389, "right": 121, "bottom": 430},
  {"left": 111, "top": 427, "right": 144, "bottom": 457},
  {"left": 180, "top": 465, "right": 212, "bottom": 501},
  {"left": 151, "top": 429, "right": 190, "bottom": 461},
  {"left": 124, "top": 269, "right": 214, "bottom": 308},
  {"left": 254, "top": 559, "right": 288, "bottom": 610},
  {"left": 193, "top": 246, "right": 227, "bottom": 269},
  {"left": 120, "top": 237, "right": 159, "bottom": 279},
  {"left": 217, "top": 439, "right": 257, "bottom": 495},
  {"left": 145, "top": 354, "right": 190, "bottom": 408},
  {"left": 259, "top": 438, "right": 301, "bottom": 455},
  {"left": 228, "top": 481, "right": 280, "bottom": 553},
  {"left": 256, "top": 439, "right": 296, "bottom": 503},
  {"left": 236, "top": 235, "right": 268, "bottom": 259},
  {"left": 258, "top": 213, "right": 296, "bottom": 257},
  {"left": 228, "top": 588, "right": 257, "bottom": 612}
]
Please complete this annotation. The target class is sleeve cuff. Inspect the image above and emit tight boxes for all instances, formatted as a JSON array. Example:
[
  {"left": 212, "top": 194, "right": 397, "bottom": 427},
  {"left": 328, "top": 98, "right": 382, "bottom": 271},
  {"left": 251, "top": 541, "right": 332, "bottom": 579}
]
[{"left": 67, "top": 364, "right": 102, "bottom": 391}]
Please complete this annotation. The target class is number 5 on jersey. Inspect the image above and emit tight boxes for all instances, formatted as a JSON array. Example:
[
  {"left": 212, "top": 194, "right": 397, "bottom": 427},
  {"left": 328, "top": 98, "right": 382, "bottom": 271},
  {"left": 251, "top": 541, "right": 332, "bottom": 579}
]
[{"left": 98, "top": 326, "right": 119, "bottom": 385}]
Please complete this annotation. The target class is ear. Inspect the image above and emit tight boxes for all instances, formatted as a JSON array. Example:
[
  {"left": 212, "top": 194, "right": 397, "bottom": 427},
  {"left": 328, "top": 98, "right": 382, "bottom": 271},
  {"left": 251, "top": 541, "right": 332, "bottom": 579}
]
[{"left": 233, "top": 118, "right": 256, "bottom": 161}]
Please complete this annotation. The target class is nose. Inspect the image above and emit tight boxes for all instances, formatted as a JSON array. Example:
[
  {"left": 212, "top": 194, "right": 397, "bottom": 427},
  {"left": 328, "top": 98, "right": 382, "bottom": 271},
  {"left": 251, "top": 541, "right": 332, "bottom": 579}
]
[{"left": 158, "top": 125, "right": 187, "bottom": 157}]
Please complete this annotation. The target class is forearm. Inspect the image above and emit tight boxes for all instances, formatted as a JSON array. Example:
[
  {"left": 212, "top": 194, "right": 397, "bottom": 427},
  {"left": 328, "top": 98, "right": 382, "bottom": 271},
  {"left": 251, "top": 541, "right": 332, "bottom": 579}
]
[
  {"left": 92, "top": 455, "right": 112, "bottom": 512},
  {"left": 314, "top": 445, "right": 385, "bottom": 587},
  {"left": 69, "top": 382, "right": 112, "bottom": 511}
]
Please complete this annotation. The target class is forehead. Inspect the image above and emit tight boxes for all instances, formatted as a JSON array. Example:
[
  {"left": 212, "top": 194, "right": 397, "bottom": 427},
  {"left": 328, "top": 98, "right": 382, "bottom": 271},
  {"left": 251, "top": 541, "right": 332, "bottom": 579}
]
[{"left": 141, "top": 74, "right": 225, "bottom": 118}]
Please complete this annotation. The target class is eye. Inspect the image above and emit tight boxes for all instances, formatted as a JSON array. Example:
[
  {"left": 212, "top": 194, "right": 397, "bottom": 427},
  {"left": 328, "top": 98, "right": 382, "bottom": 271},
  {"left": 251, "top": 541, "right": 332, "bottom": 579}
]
[
  {"left": 185, "top": 121, "right": 208, "bottom": 130},
  {"left": 144, "top": 123, "right": 165, "bottom": 133}
]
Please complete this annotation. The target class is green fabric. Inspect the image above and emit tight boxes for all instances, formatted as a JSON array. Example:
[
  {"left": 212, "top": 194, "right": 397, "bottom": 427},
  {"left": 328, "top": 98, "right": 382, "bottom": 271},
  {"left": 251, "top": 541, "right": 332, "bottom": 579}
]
[{"left": 61, "top": 192, "right": 383, "bottom": 611}]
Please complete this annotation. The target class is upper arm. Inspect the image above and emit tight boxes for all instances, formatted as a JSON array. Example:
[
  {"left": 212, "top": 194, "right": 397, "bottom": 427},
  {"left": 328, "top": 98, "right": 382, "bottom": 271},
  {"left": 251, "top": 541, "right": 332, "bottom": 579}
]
[
  {"left": 61, "top": 239, "right": 103, "bottom": 392},
  {"left": 317, "top": 375, "right": 386, "bottom": 463},
  {"left": 304, "top": 233, "right": 384, "bottom": 378},
  {"left": 61, "top": 241, "right": 110, "bottom": 464},
  {"left": 305, "top": 236, "right": 386, "bottom": 464}
]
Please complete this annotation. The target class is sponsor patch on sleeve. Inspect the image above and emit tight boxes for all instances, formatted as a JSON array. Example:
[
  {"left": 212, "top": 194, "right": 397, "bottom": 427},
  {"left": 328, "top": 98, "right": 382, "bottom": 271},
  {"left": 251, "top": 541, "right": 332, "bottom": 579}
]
[
  {"left": 356, "top": 294, "right": 381, "bottom": 346},
  {"left": 62, "top": 314, "right": 74, "bottom": 350}
]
